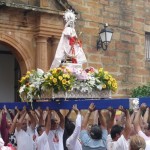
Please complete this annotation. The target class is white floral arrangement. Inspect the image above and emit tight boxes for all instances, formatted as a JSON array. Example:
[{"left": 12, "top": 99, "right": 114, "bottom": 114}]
[{"left": 19, "top": 69, "right": 45, "bottom": 102}]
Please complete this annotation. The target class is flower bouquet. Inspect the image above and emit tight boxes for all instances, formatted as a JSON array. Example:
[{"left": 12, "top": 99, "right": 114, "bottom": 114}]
[
  {"left": 19, "top": 67, "right": 118, "bottom": 102},
  {"left": 19, "top": 69, "right": 45, "bottom": 102},
  {"left": 94, "top": 68, "right": 117, "bottom": 92},
  {"left": 41, "top": 67, "right": 75, "bottom": 97}
]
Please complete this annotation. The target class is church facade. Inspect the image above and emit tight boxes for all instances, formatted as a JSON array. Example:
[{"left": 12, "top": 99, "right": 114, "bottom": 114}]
[{"left": 0, "top": 0, "right": 150, "bottom": 102}]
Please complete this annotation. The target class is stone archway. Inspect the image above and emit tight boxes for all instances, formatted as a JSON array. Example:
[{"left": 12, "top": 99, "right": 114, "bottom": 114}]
[
  {"left": 0, "top": 33, "right": 33, "bottom": 75},
  {"left": 0, "top": 33, "right": 33, "bottom": 102}
]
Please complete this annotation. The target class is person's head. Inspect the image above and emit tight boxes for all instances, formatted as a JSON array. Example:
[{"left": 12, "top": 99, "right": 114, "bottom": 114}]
[
  {"left": 7, "top": 119, "right": 12, "bottom": 128},
  {"left": 130, "top": 135, "right": 146, "bottom": 150},
  {"left": 143, "top": 122, "right": 150, "bottom": 137},
  {"left": 37, "top": 125, "right": 45, "bottom": 136},
  {"left": 89, "top": 124, "right": 102, "bottom": 140},
  {"left": 51, "top": 118, "right": 59, "bottom": 130},
  {"left": 65, "top": 119, "right": 75, "bottom": 136},
  {"left": 110, "top": 125, "right": 124, "bottom": 141},
  {"left": 21, "top": 119, "right": 27, "bottom": 131}
]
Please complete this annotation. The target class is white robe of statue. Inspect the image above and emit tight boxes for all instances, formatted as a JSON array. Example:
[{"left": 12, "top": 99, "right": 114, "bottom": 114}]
[{"left": 50, "top": 20, "right": 87, "bottom": 69}]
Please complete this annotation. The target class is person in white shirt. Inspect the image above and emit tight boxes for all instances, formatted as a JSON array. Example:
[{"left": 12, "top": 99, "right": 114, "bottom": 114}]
[
  {"left": 0, "top": 138, "right": 11, "bottom": 150},
  {"left": 14, "top": 108, "right": 36, "bottom": 150},
  {"left": 47, "top": 110, "right": 64, "bottom": 150},
  {"left": 35, "top": 109, "right": 51, "bottom": 150},
  {"left": 66, "top": 104, "right": 82, "bottom": 150},
  {"left": 107, "top": 106, "right": 131, "bottom": 150},
  {"left": 133, "top": 103, "right": 150, "bottom": 150}
]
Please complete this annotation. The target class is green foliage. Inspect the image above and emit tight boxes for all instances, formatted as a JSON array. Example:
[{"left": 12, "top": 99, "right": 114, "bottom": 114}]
[{"left": 131, "top": 83, "right": 150, "bottom": 98}]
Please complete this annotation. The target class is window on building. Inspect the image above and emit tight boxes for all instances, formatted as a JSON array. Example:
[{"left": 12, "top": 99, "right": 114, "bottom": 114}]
[{"left": 145, "top": 32, "right": 150, "bottom": 61}]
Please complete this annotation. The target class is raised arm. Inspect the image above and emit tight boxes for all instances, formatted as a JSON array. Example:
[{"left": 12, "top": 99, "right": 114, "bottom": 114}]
[
  {"left": 9, "top": 111, "right": 20, "bottom": 134},
  {"left": 56, "top": 110, "right": 64, "bottom": 129},
  {"left": 93, "top": 110, "right": 98, "bottom": 125},
  {"left": 45, "top": 109, "right": 52, "bottom": 134},
  {"left": 133, "top": 103, "right": 147, "bottom": 133},
  {"left": 143, "top": 107, "right": 149, "bottom": 126},
  {"left": 1, "top": 107, "right": 8, "bottom": 145},
  {"left": 27, "top": 110, "right": 36, "bottom": 130},
  {"left": 66, "top": 105, "right": 81, "bottom": 148},
  {"left": 107, "top": 108, "right": 116, "bottom": 133},
  {"left": 122, "top": 109, "right": 131, "bottom": 140},
  {"left": 98, "top": 110, "right": 107, "bottom": 129},
  {"left": 66, "top": 109, "right": 72, "bottom": 119},
  {"left": 8, "top": 109, "right": 15, "bottom": 121},
  {"left": 16, "top": 108, "right": 27, "bottom": 132},
  {"left": 81, "top": 103, "right": 95, "bottom": 130}
]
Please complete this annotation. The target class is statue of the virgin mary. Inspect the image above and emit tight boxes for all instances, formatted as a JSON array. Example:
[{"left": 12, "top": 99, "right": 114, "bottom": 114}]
[{"left": 50, "top": 9, "right": 87, "bottom": 69}]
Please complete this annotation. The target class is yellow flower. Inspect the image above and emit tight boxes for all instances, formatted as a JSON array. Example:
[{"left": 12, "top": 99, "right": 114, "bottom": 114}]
[
  {"left": 57, "top": 67, "right": 62, "bottom": 71},
  {"left": 112, "top": 83, "right": 116, "bottom": 88},
  {"left": 52, "top": 70, "right": 57, "bottom": 74},
  {"left": 63, "top": 74, "right": 67, "bottom": 78},
  {"left": 58, "top": 76, "right": 63, "bottom": 81},
  {"left": 26, "top": 75, "right": 29, "bottom": 79},
  {"left": 50, "top": 76, "right": 53, "bottom": 80},
  {"left": 66, "top": 74, "right": 70, "bottom": 79},
  {"left": 21, "top": 77, "right": 26, "bottom": 81},
  {"left": 53, "top": 78, "right": 57, "bottom": 83},
  {"left": 67, "top": 80, "right": 70, "bottom": 84},
  {"left": 108, "top": 81, "right": 111, "bottom": 85},
  {"left": 108, "top": 75, "right": 112, "bottom": 78},
  {"left": 104, "top": 71, "right": 108, "bottom": 75},
  {"left": 62, "top": 79, "right": 67, "bottom": 84},
  {"left": 102, "top": 84, "right": 106, "bottom": 89},
  {"left": 26, "top": 71, "right": 31, "bottom": 75},
  {"left": 104, "top": 75, "right": 109, "bottom": 80},
  {"left": 99, "top": 68, "right": 103, "bottom": 72}
]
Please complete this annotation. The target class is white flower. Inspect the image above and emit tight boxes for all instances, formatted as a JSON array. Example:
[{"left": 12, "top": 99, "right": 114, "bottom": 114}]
[
  {"left": 37, "top": 68, "right": 44, "bottom": 76},
  {"left": 19, "top": 85, "right": 26, "bottom": 93}
]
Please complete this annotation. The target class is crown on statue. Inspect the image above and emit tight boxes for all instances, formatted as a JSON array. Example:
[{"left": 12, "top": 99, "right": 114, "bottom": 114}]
[{"left": 63, "top": 9, "right": 77, "bottom": 24}]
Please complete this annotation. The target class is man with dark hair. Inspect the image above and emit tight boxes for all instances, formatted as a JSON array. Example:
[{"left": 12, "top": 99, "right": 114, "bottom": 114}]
[
  {"left": 36, "top": 125, "right": 45, "bottom": 136},
  {"left": 90, "top": 124, "right": 102, "bottom": 140},
  {"left": 80, "top": 103, "right": 108, "bottom": 150},
  {"left": 107, "top": 107, "right": 131, "bottom": 150},
  {"left": 110, "top": 125, "right": 123, "bottom": 140}
]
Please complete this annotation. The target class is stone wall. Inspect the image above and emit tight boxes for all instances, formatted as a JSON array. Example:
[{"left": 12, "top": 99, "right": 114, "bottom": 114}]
[{"left": 66, "top": 0, "right": 150, "bottom": 98}]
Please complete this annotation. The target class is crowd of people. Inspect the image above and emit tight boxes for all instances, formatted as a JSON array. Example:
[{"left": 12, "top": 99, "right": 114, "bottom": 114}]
[{"left": 0, "top": 103, "right": 150, "bottom": 150}]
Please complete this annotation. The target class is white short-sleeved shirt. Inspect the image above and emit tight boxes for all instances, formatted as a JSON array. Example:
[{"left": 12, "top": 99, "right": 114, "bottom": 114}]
[
  {"left": 138, "top": 130, "right": 150, "bottom": 141},
  {"left": 36, "top": 131, "right": 50, "bottom": 150},
  {"left": 48, "top": 127, "right": 64, "bottom": 150},
  {"left": 15, "top": 127, "right": 34, "bottom": 150},
  {"left": 0, "top": 138, "right": 11, "bottom": 150},
  {"left": 66, "top": 114, "right": 82, "bottom": 150},
  {"left": 145, "top": 141, "right": 150, "bottom": 150},
  {"left": 107, "top": 134, "right": 129, "bottom": 150}
]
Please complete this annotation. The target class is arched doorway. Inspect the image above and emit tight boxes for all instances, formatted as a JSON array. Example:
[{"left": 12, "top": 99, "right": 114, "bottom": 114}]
[{"left": 0, "top": 43, "right": 21, "bottom": 102}]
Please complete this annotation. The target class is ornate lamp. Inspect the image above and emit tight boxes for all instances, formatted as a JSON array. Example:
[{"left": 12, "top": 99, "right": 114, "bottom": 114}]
[{"left": 97, "top": 23, "right": 113, "bottom": 51}]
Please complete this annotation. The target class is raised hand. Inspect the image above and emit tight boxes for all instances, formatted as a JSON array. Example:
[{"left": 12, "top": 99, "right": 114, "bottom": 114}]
[
  {"left": 88, "top": 103, "right": 95, "bottom": 112},
  {"left": 140, "top": 103, "right": 147, "bottom": 111},
  {"left": 73, "top": 104, "right": 79, "bottom": 114},
  {"left": 107, "top": 106, "right": 116, "bottom": 114}
]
